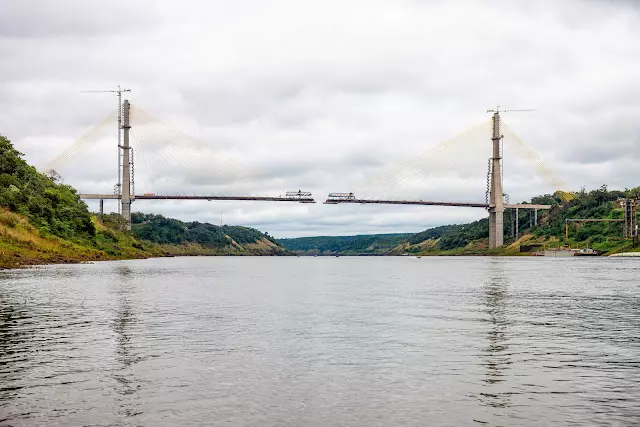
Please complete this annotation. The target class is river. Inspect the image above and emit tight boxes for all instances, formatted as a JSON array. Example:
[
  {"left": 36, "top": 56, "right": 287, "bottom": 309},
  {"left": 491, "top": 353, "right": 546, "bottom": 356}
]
[{"left": 1, "top": 256, "right": 639, "bottom": 426}]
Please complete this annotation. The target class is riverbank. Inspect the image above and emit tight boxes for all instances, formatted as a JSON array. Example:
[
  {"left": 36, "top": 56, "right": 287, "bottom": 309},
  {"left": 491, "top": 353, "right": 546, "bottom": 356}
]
[
  {"left": 283, "top": 233, "right": 640, "bottom": 257},
  {"left": 0, "top": 209, "right": 152, "bottom": 269},
  {"left": 0, "top": 209, "right": 286, "bottom": 269}
]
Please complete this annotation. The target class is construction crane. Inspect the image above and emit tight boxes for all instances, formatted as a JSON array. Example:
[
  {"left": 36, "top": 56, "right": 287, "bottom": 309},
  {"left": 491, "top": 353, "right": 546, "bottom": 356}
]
[{"left": 81, "top": 85, "right": 131, "bottom": 213}]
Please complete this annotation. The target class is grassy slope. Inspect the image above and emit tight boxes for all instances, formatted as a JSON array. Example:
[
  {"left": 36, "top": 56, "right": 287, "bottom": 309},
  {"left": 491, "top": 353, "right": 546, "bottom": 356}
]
[
  {"left": 0, "top": 209, "right": 153, "bottom": 268},
  {"left": 155, "top": 238, "right": 285, "bottom": 256},
  {"left": 0, "top": 208, "right": 286, "bottom": 269}
]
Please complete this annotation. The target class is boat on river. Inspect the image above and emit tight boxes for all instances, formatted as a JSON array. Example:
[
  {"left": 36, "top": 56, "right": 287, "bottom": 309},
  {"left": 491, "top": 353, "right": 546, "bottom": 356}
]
[
  {"left": 544, "top": 246, "right": 577, "bottom": 257},
  {"left": 575, "top": 248, "right": 601, "bottom": 256}
]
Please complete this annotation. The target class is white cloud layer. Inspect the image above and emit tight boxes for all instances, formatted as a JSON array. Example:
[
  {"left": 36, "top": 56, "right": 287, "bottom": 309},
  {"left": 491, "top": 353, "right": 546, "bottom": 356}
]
[{"left": 1, "top": 0, "right": 638, "bottom": 237}]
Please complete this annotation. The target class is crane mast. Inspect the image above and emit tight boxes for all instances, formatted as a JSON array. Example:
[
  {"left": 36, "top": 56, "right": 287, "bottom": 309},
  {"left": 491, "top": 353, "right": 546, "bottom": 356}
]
[{"left": 81, "top": 85, "right": 131, "bottom": 213}]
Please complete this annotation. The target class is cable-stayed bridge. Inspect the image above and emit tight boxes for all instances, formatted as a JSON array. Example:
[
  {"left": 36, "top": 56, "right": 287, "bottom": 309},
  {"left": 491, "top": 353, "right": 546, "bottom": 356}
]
[{"left": 43, "top": 99, "right": 572, "bottom": 247}]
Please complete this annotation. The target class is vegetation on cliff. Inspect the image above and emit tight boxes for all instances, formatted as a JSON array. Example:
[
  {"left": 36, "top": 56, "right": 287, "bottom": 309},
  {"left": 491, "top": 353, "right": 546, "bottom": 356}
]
[{"left": 130, "top": 213, "right": 284, "bottom": 255}]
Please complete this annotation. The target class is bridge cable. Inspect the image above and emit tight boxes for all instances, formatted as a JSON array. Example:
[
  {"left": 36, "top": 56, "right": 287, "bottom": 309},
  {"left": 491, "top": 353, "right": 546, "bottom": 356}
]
[{"left": 42, "top": 109, "right": 118, "bottom": 174}]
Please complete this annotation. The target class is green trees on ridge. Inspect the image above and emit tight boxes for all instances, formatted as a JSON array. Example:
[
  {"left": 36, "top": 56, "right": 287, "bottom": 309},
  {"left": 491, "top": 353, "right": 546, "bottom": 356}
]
[
  {"left": 0, "top": 135, "right": 95, "bottom": 240},
  {"left": 131, "top": 212, "right": 277, "bottom": 248}
]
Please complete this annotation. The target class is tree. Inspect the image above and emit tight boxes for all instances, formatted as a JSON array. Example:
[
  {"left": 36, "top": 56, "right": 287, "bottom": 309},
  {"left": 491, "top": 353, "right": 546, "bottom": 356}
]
[{"left": 44, "top": 169, "right": 63, "bottom": 184}]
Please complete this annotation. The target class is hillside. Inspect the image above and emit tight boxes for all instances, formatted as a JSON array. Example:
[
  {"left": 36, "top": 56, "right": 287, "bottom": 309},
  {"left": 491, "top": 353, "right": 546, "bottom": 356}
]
[
  {"left": 0, "top": 135, "right": 96, "bottom": 241},
  {"left": 279, "top": 233, "right": 411, "bottom": 255},
  {"left": 131, "top": 213, "right": 285, "bottom": 255},
  {"left": 0, "top": 207, "right": 156, "bottom": 269}
]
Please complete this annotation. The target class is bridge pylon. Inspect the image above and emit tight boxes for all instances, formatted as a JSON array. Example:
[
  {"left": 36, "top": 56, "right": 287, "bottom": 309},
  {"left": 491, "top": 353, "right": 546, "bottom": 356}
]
[
  {"left": 488, "top": 109, "right": 504, "bottom": 248},
  {"left": 121, "top": 100, "right": 132, "bottom": 230}
]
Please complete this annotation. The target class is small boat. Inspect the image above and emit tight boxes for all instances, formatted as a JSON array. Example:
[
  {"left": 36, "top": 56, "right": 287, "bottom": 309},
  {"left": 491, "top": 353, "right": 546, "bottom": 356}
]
[{"left": 575, "top": 247, "right": 601, "bottom": 256}]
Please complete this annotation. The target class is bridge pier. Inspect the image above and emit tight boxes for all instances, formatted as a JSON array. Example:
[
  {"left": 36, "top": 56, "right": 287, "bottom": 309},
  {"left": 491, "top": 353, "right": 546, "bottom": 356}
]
[
  {"left": 121, "top": 100, "right": 132, "bottom": 230},
  {"left": 488, "top": 110, "right": 504, "bottom": 248}
]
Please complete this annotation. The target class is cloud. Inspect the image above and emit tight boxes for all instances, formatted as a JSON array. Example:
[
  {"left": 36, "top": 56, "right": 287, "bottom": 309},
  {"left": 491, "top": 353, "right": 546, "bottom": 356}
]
[
  {"left": 0, "top": 1, "right": 159, "bottom": 39},
  {"left": 2, "top": 0, "right": 639, "bottom": 237}
]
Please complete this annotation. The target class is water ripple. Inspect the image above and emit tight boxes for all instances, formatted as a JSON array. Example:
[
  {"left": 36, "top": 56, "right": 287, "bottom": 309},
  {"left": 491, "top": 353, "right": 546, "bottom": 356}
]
[{"left": 1, "top": 257, "right": 640, "bottom": 425}]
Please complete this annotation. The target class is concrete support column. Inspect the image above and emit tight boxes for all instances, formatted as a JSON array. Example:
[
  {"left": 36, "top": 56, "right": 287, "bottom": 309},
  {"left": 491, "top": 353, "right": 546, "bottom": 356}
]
[
  {"left": 121, "top": 100, "right": 132, "bottom": 230},
  {"left": 488, "top": 111, "right": 504, "bottom": 248}
]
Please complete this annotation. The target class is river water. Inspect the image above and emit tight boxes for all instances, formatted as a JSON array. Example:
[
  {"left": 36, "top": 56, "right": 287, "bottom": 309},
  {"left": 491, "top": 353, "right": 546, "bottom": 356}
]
[{"left": 1, "top": 256, "right": 639, "bottom": 426}]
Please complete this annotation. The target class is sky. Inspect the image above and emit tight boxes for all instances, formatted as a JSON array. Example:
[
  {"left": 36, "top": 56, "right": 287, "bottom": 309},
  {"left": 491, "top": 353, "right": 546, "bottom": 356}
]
[{"left": 1, "top": 0, "right": 639, "bottom": 238}]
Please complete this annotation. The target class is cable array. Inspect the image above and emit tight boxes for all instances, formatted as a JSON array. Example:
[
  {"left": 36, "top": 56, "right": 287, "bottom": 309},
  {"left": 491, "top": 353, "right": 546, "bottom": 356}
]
[
  {"left": 43, "top": 110, "right": 118, "bottom": 174},
  {"left": 351, "top": 120, "right": 492, "bottom": 200},
  {"left": 129, "top": 105, "right": 255, "bottom": 196},
  {"left": 500, "top": 121, "right": 574, "bottom": 201}
]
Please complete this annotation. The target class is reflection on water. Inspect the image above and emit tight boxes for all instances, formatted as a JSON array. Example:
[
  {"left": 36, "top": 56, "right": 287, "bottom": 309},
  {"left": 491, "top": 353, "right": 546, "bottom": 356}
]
[
  {"left": 112, "top": 265, "right": 142, "bottom": 418},
  {"left": 0, "top": 297, "right": 32, "bottom": 405},
  {"left": 1, "top": 257, "right": 640, "bottom": 426},
  {"left": 478, "top": 259, "right": 512, "bottom": 412}
]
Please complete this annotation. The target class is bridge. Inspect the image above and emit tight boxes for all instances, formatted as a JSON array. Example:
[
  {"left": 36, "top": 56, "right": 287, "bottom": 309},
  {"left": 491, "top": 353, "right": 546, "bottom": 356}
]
[{"left": 45, "top": 95, "right": 572, "bottom": 247}]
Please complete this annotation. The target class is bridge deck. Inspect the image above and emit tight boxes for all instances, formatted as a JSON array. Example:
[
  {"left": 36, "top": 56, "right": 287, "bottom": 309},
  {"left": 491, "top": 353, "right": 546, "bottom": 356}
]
[
  {"left": 324, "top": 199, "right": 489, "bottom": 208},
  {"left": 79, "top": 194, "right": 316, "bottom": 203},
  {"left": 504, "top": 203, "right": 552, "bottom": 209},
  {"left": 324, "top": 199, "right": 551, "bottom": 209}
]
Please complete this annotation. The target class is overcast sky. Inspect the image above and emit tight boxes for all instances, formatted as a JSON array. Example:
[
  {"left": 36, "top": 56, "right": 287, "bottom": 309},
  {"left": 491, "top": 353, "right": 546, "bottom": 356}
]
[{"left": 1, "top": 0, "right": 639, "bottom": 237}]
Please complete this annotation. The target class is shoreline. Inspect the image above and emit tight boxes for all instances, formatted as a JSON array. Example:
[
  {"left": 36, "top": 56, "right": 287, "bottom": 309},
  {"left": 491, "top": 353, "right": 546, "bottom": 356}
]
[{"left": 5, "top": 249, "right": 640, "bottom": 270}]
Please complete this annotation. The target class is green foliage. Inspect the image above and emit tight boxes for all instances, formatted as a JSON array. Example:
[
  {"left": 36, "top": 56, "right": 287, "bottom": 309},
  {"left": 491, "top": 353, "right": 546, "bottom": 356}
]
[
  {"left": 407, "top": 219, "right": 490, "bottom": 251},
  {"left": 100, "top": 213, "right": 130, "bottom": 232},
  {"left": 535, "top": 186, "right": 628, "bottom": 240},
  {"left": 279, "top": 233, "right": 411, "bottom": 254},
  {"left": 409, "top": 185, "right": 635, "bottom": 253},
  {"left": 0, "top": 135, "right": 95, "bottom": 240},
  {"left": 131, "top": 212, "right": 275, "bottom": 248}
]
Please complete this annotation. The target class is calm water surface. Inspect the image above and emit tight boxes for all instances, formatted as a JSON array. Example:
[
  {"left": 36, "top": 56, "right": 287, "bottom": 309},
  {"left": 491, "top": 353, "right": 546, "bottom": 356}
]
[{"left": 1, "top": 256, "right": 639, "bottom": 426}]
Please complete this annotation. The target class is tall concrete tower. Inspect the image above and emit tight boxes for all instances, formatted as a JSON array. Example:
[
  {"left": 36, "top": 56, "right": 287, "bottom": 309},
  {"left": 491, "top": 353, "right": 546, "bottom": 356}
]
[
  {"left": 488, "top": 110, "right": 504, "bottom": 248},
  {"left": 121, "top": 100, "right": 132, "bottom": 230}
]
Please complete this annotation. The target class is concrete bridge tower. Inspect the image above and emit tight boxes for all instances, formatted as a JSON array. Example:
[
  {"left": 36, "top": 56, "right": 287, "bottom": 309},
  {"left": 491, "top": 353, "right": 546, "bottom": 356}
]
[
  {"left": 121, "top": 100, "right": 132, "bottom": 230},
  {"left": 488, "top": 110, "right": 504, "bottom": 248}
]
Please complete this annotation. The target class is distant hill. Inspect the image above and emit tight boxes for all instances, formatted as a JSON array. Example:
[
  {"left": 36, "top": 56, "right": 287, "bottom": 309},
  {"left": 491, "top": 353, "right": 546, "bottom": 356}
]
[
  {"left": 131, "top": 213, "right": 285, "bottom": 255},
  {"left": 279, "top": 233, "right": 411, "bottom": 255}
]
